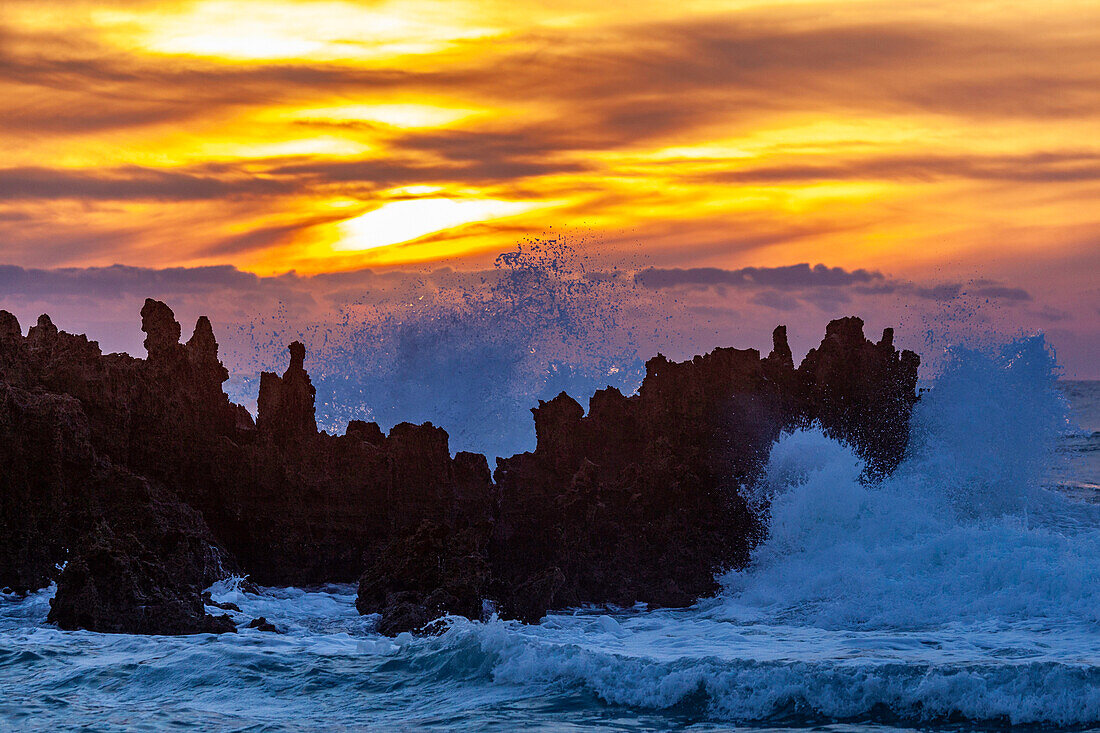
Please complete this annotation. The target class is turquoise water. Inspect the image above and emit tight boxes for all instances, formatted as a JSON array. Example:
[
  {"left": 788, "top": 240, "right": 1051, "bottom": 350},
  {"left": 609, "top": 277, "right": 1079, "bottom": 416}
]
[{"left": 2, "top": 340, "right": 1099, "bottom": 732}]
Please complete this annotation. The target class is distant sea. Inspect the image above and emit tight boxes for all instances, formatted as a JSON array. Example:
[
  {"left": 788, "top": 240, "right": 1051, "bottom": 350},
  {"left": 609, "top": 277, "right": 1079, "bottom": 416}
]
[{"left": 2, "top": 339, "right": 1099, "bottom": 731}]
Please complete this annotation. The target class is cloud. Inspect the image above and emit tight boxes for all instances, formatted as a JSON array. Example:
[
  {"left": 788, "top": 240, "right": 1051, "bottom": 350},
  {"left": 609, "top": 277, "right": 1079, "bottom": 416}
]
[
  {"left": 272, "top": 153, "right": 585, "bottom": 188},
  {"left": 749, "top": 290, "right": 800, "bottom": 311},
  {"left": 0, "top": 263, "right": 268, "bottom": 298},
  {"left": 5, "top": 11, "right": 1098, "bottom": 144},
  {"left": 635, "top": 264, "right": 1034, "bottom": 310},
  {"left": 0, "top": 166, "right": 294, "bottom": 201},
  {"left": 710, "top": 152, "right": 1100, "bottom": 185},
  {"left": 971, "top": 285, "right": 1031, "bottom": 301},
  {"left": 635, "top": 263, "right": 884, "bottom": 290}
]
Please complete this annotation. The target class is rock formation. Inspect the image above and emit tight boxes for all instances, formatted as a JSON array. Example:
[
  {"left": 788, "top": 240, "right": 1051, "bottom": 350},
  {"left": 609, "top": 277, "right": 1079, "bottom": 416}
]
[
  {"left": 489, "top": 318, "right": 918, "bottom": 619},
  {"left": 0, "top": 301, "right": 918, "bottom": 636},
  {"left": 256, "top": 341, "right": 317, "bottom": 443},
  {"left": 0, "top": 312, "right": 235, "bottom": 633}
]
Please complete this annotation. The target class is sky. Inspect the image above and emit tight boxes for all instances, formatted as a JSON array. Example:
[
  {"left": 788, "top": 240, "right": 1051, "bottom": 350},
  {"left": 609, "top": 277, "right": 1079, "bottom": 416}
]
[{"left": 1, "top": 0, "right": 1098, "bottom": 394}]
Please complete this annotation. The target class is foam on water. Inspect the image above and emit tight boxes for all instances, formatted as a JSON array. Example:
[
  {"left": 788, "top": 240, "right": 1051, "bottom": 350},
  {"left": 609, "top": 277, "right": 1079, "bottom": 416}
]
[{"left": 3, "top": 337, "right": 1100, "bottom": 730}]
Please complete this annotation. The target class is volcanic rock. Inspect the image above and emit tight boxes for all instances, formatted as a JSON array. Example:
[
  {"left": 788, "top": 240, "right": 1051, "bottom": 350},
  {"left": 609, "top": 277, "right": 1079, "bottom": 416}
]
[
  {"left": 0, "top": 300, "right": 917, "bottom": 637},
  {"left": 490, "top": 316, "right": 918, "bottom": 622},
  {"left": 0, "top": 301, "right": 497, "bottom": 633},
  {"left": 246, "top": 617, "right": 279, "bottom": 633},
  {"left": 356, "top": 520, "right": 491, "bottom": 635}
]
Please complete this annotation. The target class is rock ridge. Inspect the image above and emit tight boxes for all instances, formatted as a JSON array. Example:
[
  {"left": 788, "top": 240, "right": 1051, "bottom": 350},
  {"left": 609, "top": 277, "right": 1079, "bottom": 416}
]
[{"left": 0, "top": 301, "right": 918, "bottom": 635}]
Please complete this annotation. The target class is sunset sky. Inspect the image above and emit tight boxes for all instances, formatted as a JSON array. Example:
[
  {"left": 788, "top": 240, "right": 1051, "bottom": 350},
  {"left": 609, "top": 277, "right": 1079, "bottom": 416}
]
[{"left": 1, "top": 0, "right": 1098, "bottom": 381}]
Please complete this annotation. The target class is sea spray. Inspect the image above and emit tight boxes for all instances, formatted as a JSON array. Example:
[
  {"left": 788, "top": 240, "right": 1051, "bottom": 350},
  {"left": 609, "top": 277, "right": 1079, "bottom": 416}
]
[{"left": 718, "top": 334, "right": 1100, "bottom": 628}]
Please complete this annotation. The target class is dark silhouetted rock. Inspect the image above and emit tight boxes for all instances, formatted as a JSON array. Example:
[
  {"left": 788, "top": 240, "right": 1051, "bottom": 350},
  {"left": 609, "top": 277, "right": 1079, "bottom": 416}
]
[
  {"left": 0, "top": 300, "right": 917, "bottom": 637},
  {"left": 141, "top": 298, "right": 183, "bottom": 364},
  {"left": 0, "top": 311, "right": 20, "bottom": 342},
  {"left": 798, "top": 317, "right": 919, "bottom": 475},
  {"left": 257, "top": 341, "right": 317, "bottom": 443},
  {"left": 490, "top": 316, "right": 919, "bottom": 622},
  {"left": 203, "top": 591, "right": 241, "bottom": 613},
  {"left": 247, "top": 617, "right": 279, "bottom": 632},
  {"left": 356, "top": 521, "right": 490, "bottom": 635}
]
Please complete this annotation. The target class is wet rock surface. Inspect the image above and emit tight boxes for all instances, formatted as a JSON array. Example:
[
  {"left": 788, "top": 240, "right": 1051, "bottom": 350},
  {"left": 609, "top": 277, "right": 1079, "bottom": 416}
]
[
  {"left": 246, "top": 617, "right": 279, "bottom": 633},
  {"left": 0, "top": 301, "right": 917, "bottom": 635}
]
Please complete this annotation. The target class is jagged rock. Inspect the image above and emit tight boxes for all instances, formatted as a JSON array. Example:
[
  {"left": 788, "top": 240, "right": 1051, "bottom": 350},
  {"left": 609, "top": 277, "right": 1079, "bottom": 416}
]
[
  {"left": 186, "top": 316, "right": 230, "bottom": 388},
  {"left": 27, "top": 314, "right": 58, "bottom": 347},
  {"left": 0, "top": 384, "right": 89, "bottom": 593},
  {"left": 505, "top": 567, "right": 566, "bottom": 624},
  {"left": 257, "top": 341, "right": 317, "bottom": 443},
  {"left": 490, "top": 316, "right": 918, "bottom": 623},
  {"left": 0, "top": 311, "right": 20, "bottom": 342},
  {"left": 0, "top": 387, "right": 235, "bottom": 636},
  {"left": 356, "top": 521, "right": 490, "bottom": 635},
  {"left": 0, "top": 301, "right": 243, "bottom": 631},
  {"left": 43, "top": 466, "right": 234, "bottom": 635},
  {"left": 346, "top": 419, "right": 385, "bottom": 445},
  {"left": 141, "top": 298, "right": 183, "bottom": 363},
  {"left": 0, "top": 299, "right": 918, "bottom": 637},
  {"left": 798, "top": 317, "right": 919, "bottom": 475},
  {"left": 246, "top": 617, "right": 279, "bottom": 632},
  {"left": 1, "top": 299, "right": 499, "bottom": 630},
  {"left": 203, "top": 591, "right": 241, "bottom": 613}
]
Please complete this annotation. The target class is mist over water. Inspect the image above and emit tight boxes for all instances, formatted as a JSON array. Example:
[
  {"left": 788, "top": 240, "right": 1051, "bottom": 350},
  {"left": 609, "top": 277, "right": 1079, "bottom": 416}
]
[{"left": 4, "top": 331, "right": 1100, "bottom": 730}]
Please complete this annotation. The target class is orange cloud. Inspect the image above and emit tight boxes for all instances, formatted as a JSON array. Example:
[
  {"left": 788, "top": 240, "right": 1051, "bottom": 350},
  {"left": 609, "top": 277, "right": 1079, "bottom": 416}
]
[{"left": 0, "top": 0, "right": 1096, "bottom": 323}]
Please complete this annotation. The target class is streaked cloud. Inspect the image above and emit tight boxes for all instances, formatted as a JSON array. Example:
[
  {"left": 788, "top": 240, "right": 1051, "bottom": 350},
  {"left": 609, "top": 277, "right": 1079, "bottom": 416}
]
[
  {"left": 635, "top": 264, "right": 883, "bottom": 290},
  {"left": 0, "top": 0, "right": 1096, "bottom": 374}
]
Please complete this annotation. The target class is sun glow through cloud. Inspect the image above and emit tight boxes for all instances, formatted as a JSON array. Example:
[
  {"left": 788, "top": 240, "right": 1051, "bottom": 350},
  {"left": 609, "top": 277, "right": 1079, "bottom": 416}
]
[
  {"left": 333, "top": 198, "right": 539, "bottom": 252},
  {"left": 0, "top": 0, "right": 1096, "bottom": 363},
  {"left": 98, "top": 1, "right": 497, "bottom": 61}
]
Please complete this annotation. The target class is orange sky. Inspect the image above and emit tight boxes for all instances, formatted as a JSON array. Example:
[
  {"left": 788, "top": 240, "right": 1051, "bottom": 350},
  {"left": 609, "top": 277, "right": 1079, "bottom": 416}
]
[{"left": 1, "top": 0, "right": 1098, "bottom": 374}]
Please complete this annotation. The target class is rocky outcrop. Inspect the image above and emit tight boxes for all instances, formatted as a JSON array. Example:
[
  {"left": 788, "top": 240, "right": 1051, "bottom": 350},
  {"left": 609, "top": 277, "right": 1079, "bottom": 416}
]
[
  {"left": 256, "top": 341, "right": 316, "bottom": 443},
  {"left": 0, "top": 300, "right": 496, "bottom": 634},
  {"left": 0, "top": 324, "right": 234, "bottom": 633},
  {"left": 46, "top": 471, "right": 235, "bottom": 635},
  {"left": 490, "top": 317, "right": 919, "bottom": 620},
  {"left": 0, "top": 301, "right": 917, "bottom": 636},
  {"left": 356, "top": 520, "right": 490, "bottom": 635},
  {"left": 798, "top": 318, "right": 920, "bottom": 475}
]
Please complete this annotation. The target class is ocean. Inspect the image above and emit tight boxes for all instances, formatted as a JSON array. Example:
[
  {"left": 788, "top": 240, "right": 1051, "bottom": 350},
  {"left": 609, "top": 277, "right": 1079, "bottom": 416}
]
[{"left": 2, "top": 335, "right": 1099, "bottom": 732}]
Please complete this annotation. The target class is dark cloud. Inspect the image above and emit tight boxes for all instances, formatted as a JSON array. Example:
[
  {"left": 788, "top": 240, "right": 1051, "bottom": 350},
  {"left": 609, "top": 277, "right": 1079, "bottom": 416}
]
[
  {"left": 0, "top": 263, "right": 266, "bottom": 298},
  {"left": 0, "top": 166, "right": 293, "bottom": 201},
  {"left": 635, "top": 263, "right": 884, "bottom": 290},
  {"left": 899, "top": 76, "right": 1100, "bottom": 120},
  {"left": 636, "top": 264, "right": 1035, "bottom": 309},
  {"left": 911, "top": 284, "right": 964, "bottom": 301},
  {"left": 273, "top": 154, "right": 585, "bottom": 187},
  {"left": 4, "top": 13, "right": 1097, "bottom": 144},
  {"left": 1034, "top": 305, "right": 1070, "bottom": 322},
  {"left": 971, "top": 285, "right": 1032, "bottom": 301},
  {"left": 200, "top": 222, "right": 317, "bottom": 257},
  {"left": 857, "top": 280, "right": 1034, "bottom": 303},
  {"left": 710, "top": 152, "right": 1100, "bottom": 185},
  {"left": 749, "top": 290, "right": 800, "bottom": 311}
]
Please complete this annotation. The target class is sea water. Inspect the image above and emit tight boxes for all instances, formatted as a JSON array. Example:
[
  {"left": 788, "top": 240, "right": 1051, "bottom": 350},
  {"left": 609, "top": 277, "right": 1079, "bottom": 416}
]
[{"left": 3, "top": 336, "right": 1100, "bottom": 731}]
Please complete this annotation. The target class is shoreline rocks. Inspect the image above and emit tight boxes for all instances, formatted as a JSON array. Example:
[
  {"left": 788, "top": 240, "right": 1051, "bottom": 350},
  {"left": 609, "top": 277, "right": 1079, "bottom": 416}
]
[{"left": 0, "top": 301, "right": 918, "bottom": 635}]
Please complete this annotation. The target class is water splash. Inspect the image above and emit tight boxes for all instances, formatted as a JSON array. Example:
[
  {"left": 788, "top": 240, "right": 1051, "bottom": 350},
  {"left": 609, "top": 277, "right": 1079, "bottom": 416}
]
[
  {"left": 718, "top": 334, "right": 1099, "bottom": 628},
  {"left": 228, "top": 239, "right": 646, "bottom": 457}
]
